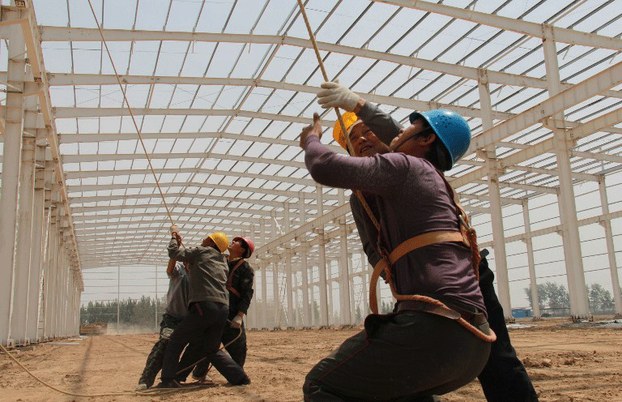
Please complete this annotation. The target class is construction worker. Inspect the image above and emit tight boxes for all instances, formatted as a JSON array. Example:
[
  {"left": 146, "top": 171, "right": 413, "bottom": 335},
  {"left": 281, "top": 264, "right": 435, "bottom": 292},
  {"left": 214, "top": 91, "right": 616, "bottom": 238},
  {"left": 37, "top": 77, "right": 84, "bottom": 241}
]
[
  {"left": 156, "top": 228, "right": 250, "bottom": 388},
  {"left": 136, "top": 261, "right": 189, "bottom": 390},
  {"left": 319, "top": 81, "right": 538, "bottom": 402},
  {"left": 299, "top": 102, "right": 493, "bottom": 399},
  {"left": 180, "top": 236, "right": 256, "bottom": 382}
]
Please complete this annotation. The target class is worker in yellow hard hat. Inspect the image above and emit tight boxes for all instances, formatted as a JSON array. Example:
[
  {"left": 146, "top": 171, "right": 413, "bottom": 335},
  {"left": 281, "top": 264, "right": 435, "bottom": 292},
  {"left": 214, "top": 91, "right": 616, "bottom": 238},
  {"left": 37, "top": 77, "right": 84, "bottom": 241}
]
[
  {"left": 332, "top": 111, "right": 390, "bottom": 157},
  {"left": 156, "top": 225, "right": 251, "bottom": 388}
]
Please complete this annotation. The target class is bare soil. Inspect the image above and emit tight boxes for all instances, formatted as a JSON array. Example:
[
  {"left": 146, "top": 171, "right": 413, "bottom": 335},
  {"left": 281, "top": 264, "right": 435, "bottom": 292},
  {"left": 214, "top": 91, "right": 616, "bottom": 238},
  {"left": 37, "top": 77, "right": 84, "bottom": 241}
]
[{"left": 1, "top": 318, "right": 621, "bottom": 401}]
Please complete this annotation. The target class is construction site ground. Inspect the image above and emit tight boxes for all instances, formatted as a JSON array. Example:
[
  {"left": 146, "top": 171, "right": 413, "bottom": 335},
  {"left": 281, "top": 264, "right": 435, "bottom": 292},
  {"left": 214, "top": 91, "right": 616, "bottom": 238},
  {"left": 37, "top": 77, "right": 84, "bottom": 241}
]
[{"left": 1, "top": 317, "right": 621, "bottom": 401}]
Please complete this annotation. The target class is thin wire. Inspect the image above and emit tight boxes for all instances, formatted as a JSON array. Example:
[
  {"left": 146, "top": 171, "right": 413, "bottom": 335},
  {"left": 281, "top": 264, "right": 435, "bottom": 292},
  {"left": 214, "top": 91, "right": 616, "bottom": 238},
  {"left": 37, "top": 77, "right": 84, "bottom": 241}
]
[{"left": 86, "top": 0, "right": 174, "bottom": 225}]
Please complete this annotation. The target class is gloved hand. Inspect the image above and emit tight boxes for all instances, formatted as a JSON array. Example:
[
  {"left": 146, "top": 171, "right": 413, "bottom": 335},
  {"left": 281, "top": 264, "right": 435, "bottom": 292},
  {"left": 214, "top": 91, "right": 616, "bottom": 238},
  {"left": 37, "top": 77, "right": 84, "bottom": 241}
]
[
  {"left": 230, "top": 314, "right": 244, "bottom": 329},
  {"left": 317, "top": 81, "right": 361, "bottom": 112},
  {"left": 170, "top": 224, "right": 179, "bottom": 235}
]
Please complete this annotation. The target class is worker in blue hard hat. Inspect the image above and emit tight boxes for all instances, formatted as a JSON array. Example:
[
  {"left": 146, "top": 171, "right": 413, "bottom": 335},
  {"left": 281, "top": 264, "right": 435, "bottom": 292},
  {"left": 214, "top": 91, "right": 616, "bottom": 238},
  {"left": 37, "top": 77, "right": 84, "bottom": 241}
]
[{"left": 300, "top": 81, "right": 538, "bottom": 402}]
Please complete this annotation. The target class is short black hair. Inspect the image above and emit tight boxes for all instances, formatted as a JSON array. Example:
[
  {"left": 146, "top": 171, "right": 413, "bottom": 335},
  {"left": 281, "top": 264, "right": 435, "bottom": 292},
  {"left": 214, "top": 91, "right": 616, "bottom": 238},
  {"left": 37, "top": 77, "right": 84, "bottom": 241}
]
[{"left": 411, "top": 117, "right": 451, "bottom": 171}]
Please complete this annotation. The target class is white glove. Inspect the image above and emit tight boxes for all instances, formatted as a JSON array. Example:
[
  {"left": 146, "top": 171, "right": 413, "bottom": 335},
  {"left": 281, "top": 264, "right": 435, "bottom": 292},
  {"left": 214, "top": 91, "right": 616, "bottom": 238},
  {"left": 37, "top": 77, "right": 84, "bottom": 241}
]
[
  {"left": 170, "top": 224, "right": 179, "bottom": 235},
  {"left": 317, "top": 81, "right": 361, "bottom": 112},
  {"left": 230, "top": 314, "right": 244, "bottom": 329}
]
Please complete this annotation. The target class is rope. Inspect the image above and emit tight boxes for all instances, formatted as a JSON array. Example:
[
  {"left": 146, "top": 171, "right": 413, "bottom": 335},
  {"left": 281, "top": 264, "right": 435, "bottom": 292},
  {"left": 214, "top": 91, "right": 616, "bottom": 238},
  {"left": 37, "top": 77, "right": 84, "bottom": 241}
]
[
  {"left": 85, "top": 0, "right": 176, "bottom": 228},
  {"left": 295, "top": 0, "right": 381, "bottom": 232},
  {"left": 174, "top": 323, "right": 244, "bottom": 376},
  {"left": 0, "top": 340, "right": 184, "bottom": 397}
]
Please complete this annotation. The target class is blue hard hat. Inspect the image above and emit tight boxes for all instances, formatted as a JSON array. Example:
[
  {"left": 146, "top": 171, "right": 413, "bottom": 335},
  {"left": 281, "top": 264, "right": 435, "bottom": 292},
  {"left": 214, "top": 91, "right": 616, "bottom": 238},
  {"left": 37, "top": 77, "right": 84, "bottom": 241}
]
[{"left": 409, "top": 109, "right": 471, "bottom": 169}]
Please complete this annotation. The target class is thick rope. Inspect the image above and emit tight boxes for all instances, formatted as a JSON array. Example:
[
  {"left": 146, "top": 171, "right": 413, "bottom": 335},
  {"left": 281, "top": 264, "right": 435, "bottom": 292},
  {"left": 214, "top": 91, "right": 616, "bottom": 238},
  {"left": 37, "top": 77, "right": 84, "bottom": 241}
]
[
  {"left": 295, "top": 0, "right": 381, "bottom": 232},
  {"left": 0, "top": 341, "right": 186, "bottom": 397},
  {"left": 174, "top": 322, "right": 244, "bottom": 377},
  {"left": 85, "top": 0, "right": 175, "bottom": 227}
]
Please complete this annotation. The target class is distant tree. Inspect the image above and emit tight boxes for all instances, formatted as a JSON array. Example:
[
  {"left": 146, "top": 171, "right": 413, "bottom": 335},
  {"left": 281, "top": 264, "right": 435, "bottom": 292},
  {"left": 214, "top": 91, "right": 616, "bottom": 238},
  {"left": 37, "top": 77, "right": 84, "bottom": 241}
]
[
  {"left": 355, "top": 305, "right": 363, "bottom": 323},
  {"left": 523, "top": 284, "right": 544, "bottom": 311},
  {"left": 587, "top": 283, "right": 614, "bottom": 314},
  {"left": 80, "top": 297, "right": 158, "bottom": 326},
  {"left": 524, "top": 282, "right": 569, "bottom": 316},
  {"left": 380, "top": 300, "right": 393, "bottom": 314},
  {"left": 312, "top": 300, "right": 319, "bottom": 325}
]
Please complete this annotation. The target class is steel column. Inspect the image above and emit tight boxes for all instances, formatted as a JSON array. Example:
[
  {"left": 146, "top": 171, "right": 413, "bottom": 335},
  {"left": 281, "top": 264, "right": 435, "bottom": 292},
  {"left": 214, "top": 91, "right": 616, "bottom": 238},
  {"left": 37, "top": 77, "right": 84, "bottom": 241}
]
[
  {"left": 478, "top": 73, "right": 512, "bottom": 319},
  {"left": 0, "top": 18, "right": 26, "bottom": 346},
  {"left": 598, "top": 178, "right": 622, "bottom": 316},
  {"left": 338, "top": 220, "right": 352, "bottom": 325},
  {"left": 11, "top": 97, "right": 38, "bottom": 344},
  {"left": 300, "top": 247, "right": 310, "bottom": 327},
  {"left": 25, "top": 130, "right": 47, "bottom": 342},
  {"left": 543, "top": 28, "right": 589, "bottom": 319},
  {"left": 522, "top": 200, "right": 540, "bottom": 319},
  {"left": 317, "top": 234, "right": 329, "bottom": 327}
]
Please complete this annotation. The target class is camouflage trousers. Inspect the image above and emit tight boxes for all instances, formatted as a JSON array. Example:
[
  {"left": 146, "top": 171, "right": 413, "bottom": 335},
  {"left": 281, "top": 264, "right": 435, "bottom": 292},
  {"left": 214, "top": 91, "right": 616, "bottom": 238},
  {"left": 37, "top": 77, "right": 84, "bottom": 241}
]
[{"left": 138, "top": 313, "right": 184, "bottom": 387}]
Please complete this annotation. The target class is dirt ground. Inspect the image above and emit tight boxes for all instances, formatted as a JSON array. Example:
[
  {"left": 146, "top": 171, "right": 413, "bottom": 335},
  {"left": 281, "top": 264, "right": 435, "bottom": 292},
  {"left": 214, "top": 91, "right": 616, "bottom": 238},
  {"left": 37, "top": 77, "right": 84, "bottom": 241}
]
[{"left": 1, "top": 318, "right": 621, "bottom": 402}]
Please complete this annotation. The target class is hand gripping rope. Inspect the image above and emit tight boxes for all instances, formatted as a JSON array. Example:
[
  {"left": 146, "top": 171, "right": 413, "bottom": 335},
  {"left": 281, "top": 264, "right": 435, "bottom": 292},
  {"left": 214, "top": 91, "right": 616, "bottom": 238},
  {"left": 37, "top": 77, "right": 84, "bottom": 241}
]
[{"left": 296, "top": 1, "right": 494, "bottom": 344}]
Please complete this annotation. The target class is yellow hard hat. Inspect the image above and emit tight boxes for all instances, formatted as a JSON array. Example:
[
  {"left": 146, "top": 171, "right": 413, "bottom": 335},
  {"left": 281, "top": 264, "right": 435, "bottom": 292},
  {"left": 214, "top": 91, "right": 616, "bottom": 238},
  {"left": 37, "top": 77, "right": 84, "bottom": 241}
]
[
  {"left": 332, "top": 112, "right": 362, "bottom": 151},
  {"left": 208, "top": 232, "right": 229, "bottom": 253}
]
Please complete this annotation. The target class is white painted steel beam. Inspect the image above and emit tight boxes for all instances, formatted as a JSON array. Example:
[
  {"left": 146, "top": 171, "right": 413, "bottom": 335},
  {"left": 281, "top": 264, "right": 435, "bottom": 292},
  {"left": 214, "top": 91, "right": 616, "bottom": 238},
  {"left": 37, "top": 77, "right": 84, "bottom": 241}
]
[
  {"left": 62, "top": 151, "right": 306, "bottom": 169},
  {"left": 71, "top": 211, "right": 278, "bottom": 226},
  {"left": 375, "top": 0, "right": 622, "bottom": 50},
  {"left": 27, "top": 136, "right": 47, "bottom": 342},
  {"left": 543, "top": 32, "right": 589, "bottom": 319},
  {"left": 64, "top": 167, "right": 315, "bottom": 187},
  {"left": 454, "top": 105, "right": 622, "bottom": 189},
  {"left": 479, "top": 77, "right": 512, "bottom": 320},
  {"left": 598, "top": 179, "right": 622, "bottom": 315},
  {"left": 19, "top": 1, "right": 82, "bottom": 285},
  {"left": 468, "top": 61, "right": 622, "bottom": 155},
  {"left": 58, "top": 130, "right": 342, "bottom": 153},
  {"left": 49, "top": 73, "right": 515, "bottom": 120},
  {"left": 522, "top": 201, "right": 540, "bottom": 319},
  {"left": 11, "top": 98, "right": 38, "bottom": 345},
  {"left": 0, "top": 18, "right": 25, "bottom": 346},
  {"left": 41, "top": 27, "right": 569, "bottom": 91}
]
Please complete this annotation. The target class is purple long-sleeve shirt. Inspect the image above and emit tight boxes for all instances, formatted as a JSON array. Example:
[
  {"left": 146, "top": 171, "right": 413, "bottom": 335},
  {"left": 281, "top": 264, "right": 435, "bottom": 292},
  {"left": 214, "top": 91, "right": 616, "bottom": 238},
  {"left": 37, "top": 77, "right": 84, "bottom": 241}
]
[{"left": 304, "top": 135, "right": 485, "bottom": 315}]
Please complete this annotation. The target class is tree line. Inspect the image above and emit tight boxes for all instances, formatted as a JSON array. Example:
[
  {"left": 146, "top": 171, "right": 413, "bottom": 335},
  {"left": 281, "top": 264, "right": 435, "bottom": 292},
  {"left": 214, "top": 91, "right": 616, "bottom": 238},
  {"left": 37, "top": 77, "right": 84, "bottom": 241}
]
[
  {"left": 80, "top": 296, "right": 161, "bottom": 328},
  {"left": 523, "top": 282, "right": 616, "bottom": 316},
  {"left": 81, "top": 281, "right": 617, "bottom": 326}
]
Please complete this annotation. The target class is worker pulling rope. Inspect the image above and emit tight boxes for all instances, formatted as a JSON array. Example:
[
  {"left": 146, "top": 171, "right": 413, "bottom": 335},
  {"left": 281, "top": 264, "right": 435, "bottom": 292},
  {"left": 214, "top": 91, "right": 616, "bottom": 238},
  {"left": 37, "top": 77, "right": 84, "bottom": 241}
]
[{"left": 295, "top": 0, "right": 494, "bottom": 343}]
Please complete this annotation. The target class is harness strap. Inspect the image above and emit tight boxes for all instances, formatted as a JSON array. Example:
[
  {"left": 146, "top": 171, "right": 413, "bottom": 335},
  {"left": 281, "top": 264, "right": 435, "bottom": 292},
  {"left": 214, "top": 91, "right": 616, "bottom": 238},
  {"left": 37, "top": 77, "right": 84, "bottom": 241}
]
[
  {"left": 389, "top": 230, "right": 467, "bottom": 265},
  {"left": 437, "top": 171, "right": 481, "bottom": 279},
  {"left": 226, "top": 259, "right": 245, "bottom": 298}
]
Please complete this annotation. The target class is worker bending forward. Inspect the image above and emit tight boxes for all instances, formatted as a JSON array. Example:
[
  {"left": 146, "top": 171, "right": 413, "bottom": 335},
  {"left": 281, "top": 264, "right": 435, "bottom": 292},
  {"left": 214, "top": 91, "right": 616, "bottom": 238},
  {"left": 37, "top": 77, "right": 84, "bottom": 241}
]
[
  {"left": 157, "top": 228, "right": 250, "bottom": 388},
  {"left": 300, "top": 111, "right": 491, "bottom": 400},
  {"left": 181, "top": 236, "right": 256, "bottom": 382}
]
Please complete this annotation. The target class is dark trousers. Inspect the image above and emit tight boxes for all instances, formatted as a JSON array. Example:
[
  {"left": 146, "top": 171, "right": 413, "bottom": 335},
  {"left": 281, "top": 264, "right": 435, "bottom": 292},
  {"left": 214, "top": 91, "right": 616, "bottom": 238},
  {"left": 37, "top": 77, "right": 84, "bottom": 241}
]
[
  {"left": 478, "top": 255, "right": 539, "bottom": 401},
  {"left": 190, "top": 322, "right": 247, "bottom": 378},
  {"left": 303, "top": 311, "right": 491, "bottom": 401},
  {"left": 160, "top": 301, "right": 247, "bottom": 385},
  {"left": 138, "top": 314, "right": 183, "bottom": 387}
]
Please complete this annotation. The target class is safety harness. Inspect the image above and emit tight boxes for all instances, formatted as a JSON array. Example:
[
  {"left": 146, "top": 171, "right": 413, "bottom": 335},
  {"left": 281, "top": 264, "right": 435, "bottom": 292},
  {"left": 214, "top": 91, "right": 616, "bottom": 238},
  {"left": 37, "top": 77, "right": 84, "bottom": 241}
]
[
  {"left": 226, "top": 259, "right": 245, "bottom": 298},
  {"left": 359, "top": 170, "right": 496, "bottom": 343}
]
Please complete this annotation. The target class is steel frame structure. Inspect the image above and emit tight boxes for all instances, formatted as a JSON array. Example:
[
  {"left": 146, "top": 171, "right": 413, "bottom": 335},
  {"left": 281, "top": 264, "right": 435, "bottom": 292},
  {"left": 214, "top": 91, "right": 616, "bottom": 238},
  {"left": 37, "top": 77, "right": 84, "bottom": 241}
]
[{"left": 1, "top": 0, "right": 621, "bottom": 344}]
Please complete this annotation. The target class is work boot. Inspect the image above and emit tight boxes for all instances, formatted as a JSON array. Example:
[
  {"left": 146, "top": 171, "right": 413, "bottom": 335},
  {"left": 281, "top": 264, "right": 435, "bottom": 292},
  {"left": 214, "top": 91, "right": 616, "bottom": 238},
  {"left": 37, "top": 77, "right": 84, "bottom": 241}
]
[
  {"left": 135, "top": 383, "right": 148, "bottom": 391},
  {"left": 235, "top": 375, "right": 251, "bottom": 386},
  {"left": 155, "top": 379, "right": 181, "bottom": 389},
  {"left": 192, "top": 372, "right": 215, "bottom": 385}
]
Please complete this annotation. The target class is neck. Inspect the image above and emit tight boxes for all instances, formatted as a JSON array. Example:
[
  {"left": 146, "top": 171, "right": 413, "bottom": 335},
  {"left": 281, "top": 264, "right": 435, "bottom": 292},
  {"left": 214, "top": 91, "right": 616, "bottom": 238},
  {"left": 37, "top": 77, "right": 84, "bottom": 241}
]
[{"left": 228, "top": 254, "right": 243, "bottom": 262}]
